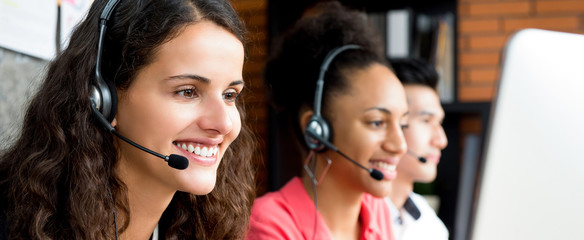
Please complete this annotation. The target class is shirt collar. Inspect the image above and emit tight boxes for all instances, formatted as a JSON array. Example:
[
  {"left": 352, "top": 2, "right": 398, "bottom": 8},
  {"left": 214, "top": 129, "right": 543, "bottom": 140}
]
[
  {"left": 403, "top": 195, "right": 421, "bottom": 220},
  {"left": 360, "top": 194, "right": 382, "bottom": 237},
  {"left": 279, "top": 177, "right": 388, "bottom": 239},
  {"left": 280, "top": 177, "right": 332, "bottom": 239}
]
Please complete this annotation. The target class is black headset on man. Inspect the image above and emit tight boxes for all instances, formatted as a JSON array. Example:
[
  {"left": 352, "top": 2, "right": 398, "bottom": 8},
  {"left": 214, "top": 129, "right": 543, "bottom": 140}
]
[{"left": 89, "top": 0, "right": 189, "bottom": 170}]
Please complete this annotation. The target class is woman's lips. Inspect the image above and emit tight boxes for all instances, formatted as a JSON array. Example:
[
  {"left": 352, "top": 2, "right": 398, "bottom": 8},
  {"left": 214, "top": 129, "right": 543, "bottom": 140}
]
[
  {"left": 173, "top": 142, "right": 218, "bottom": 167},
  {"left": 370, "top": 158, "right": 399, "bottom": 180}
]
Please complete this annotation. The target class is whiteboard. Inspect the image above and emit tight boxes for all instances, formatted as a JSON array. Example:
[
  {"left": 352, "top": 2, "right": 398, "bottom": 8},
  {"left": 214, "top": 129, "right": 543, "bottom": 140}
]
[{"left": 0, "top": 0, "right": 57, "bottom": 60}]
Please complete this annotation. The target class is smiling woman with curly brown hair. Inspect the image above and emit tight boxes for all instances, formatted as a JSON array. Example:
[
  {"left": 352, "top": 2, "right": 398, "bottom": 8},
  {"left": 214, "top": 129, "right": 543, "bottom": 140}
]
[{"left": 0, "top": 0, "right": 256, "bottom": 239}]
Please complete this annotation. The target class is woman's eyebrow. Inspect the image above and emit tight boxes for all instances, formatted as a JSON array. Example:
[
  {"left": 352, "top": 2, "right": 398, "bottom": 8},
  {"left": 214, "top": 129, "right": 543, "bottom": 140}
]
[
  {"left": 364, "top": 106, "right": 391, "bottom": 114},
  {"left": 364, "top": 107, "right": 409, "bottom": 118},
  {"left": 166, "top": 74, "right": 210, "bottom": 83},
  {"left": 230, "top": 80, "right": 244, "bottom": 87},
  {"left": 167, "top": 75, "right": 244, "bottom": 87}
]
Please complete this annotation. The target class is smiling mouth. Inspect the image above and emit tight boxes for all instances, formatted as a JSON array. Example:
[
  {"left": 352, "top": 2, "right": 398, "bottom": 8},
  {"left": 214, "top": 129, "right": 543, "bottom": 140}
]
[
  {"left": 370, "top": 161, "right": 396, "bottom": 171},
  {"left": 173, "top": 142, "right": 218, "bottom": 157}
]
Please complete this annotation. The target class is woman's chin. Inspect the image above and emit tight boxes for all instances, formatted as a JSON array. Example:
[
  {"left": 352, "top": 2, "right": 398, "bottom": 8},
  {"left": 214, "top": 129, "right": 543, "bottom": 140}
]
[
  {"left": 367, "top": 181, "right": 393, "bottom": 198},
  {"left": 179, "top": 174, "right": 217, "bottom": 195}
]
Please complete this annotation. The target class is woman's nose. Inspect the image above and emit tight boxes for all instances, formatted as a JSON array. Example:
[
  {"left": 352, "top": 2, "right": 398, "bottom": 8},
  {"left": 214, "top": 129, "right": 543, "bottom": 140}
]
[
  {"left": 382, "top": 123, "right": 407, "bottom": 156},
  {"left": 197, "top": 96, "right": 233, "bottom": 136}
]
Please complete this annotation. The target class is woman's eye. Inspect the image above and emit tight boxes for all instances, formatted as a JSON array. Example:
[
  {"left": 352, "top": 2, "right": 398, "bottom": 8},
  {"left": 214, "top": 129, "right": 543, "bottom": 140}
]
[
  {"left": 369, "top": 120, "right": 385, "bottom": 128},
  {"left": 401, "top": 124, "right": 410, "bottom": 130},
  {"left": 177, "top": 88, "right": 197, "bottom": 99},
  {"left": 223, "top": 91, "right": 240, "bottom": 102}
]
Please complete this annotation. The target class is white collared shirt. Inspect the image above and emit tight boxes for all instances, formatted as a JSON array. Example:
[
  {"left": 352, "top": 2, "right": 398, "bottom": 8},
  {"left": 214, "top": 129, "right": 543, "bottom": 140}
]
[{"left": 386, "top": 193, "right": 449, "bottom": 240}]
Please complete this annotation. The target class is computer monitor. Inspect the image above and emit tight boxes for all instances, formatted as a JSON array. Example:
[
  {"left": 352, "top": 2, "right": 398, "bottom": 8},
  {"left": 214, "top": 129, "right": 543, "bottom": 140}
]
[{"left": 471, "top": 28, "right": 584, "bottom": 240}]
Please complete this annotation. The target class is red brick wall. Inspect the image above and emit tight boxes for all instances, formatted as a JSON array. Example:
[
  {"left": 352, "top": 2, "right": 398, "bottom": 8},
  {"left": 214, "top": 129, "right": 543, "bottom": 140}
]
[
  {"left": 458, "top": 0, "right": 584, "bottom": 102},
  {"left": 232, "top": 0, "right": 269, "bottom": 195}
]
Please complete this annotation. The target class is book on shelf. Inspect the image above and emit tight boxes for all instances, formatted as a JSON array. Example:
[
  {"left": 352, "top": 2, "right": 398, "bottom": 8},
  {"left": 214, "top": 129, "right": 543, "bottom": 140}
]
[{"left": 367, "top": 10, "right": 455, "bottom": 103}]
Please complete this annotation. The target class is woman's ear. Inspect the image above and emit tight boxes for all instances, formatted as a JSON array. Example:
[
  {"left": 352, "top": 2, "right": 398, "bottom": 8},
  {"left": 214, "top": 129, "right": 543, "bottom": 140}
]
[
  {"left": 299, "top": 109, "right": 314, "bottom": 134},
  {"left": 111, "top": 117, "right": 117, "bottom": 128}
]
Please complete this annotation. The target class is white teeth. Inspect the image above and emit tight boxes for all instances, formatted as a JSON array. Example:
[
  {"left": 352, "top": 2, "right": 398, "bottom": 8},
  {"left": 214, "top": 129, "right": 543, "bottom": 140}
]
[
  {"left": 372, "top": 162, "right": 396, "bottom": 171},
  {"left": 175, "top": 142, "right": 217, "bottom": 157}
]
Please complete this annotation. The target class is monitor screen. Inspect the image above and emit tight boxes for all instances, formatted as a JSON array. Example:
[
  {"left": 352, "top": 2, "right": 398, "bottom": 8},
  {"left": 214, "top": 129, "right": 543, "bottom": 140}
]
[{"left": 471, "top": 29, "right": 584, "bottom": 240}]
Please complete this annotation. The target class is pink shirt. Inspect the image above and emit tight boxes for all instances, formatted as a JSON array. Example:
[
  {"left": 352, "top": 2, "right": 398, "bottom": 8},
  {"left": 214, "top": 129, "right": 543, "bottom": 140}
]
[{"left": 247, "top": 177, "right": 395, "bottom": 240}]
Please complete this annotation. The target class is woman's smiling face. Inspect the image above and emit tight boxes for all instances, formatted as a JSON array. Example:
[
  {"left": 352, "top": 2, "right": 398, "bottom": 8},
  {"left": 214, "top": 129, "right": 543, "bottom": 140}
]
[
  {"left": 114, "top": 20, "right": 244, "bottom": 195},
  {"left": 324, "top": 63, "right": 409, "bottom": 197}
]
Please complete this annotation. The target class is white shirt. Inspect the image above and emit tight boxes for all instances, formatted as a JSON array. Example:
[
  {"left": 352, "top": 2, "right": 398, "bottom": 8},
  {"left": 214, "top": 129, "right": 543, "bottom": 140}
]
[{"left": 386, "top": 193, "right": 449, "bottom": 240}]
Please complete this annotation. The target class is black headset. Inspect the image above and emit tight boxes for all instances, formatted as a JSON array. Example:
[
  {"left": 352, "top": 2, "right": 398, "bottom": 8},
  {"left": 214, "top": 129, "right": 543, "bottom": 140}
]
[
  {"left": 304, "top": 44, "right": 361, "bottom": 151},
  {"left": 90, "top": 0, "right": 121, "bottom": 124},
  {"left": 90, "top": 3, "right": 123, "bottom": 238},
  {"left": 88, "top": 0, "right": 189, "bottom": 171}
]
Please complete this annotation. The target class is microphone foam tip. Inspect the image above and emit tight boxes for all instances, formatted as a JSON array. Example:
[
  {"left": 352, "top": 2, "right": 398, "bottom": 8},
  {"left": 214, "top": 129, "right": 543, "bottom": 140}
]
[
  {"left": 370, "top": 169, "right": 384, "bottom": 181},
  {"left": 168, "top": 154, "right": 189, "bottom": 170}
]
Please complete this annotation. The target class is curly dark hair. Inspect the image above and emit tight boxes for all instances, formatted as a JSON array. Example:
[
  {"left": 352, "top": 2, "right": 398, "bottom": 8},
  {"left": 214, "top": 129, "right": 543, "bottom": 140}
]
[
  {"left": 264, "top": 1, "right": 388, "bottom": 153},
  {"left": 0, "top": 0, "right": 255, "bottom": 239}
]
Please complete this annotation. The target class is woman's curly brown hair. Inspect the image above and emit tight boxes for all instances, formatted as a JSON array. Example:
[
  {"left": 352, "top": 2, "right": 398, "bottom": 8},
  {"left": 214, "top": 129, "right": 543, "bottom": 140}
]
[{"left": 0, "top": 0, "right": 256, "bottom": 239}]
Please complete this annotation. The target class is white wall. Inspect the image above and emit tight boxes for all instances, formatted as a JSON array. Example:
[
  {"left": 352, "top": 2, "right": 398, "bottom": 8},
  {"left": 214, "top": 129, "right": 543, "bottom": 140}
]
[{"left": 0, "top": 48, "right": 47, "bottom": 149}]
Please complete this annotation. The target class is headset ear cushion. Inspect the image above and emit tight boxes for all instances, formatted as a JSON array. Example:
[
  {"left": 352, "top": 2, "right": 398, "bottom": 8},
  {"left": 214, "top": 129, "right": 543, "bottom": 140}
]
[
  {"left": 304, "top": 115, "right": 333, "bottom": 152},
  {"left": 104, "top": 78, "right": 118, "bottom": 123},
  {"left": 92, "top": 74, "right": 118, "bottom": 123}
]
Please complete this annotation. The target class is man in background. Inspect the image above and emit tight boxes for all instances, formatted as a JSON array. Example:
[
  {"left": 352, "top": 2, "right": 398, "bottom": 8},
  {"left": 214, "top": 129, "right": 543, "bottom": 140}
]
[{"left": 387, "top": 58, "right": 449, "bottom": 240}]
